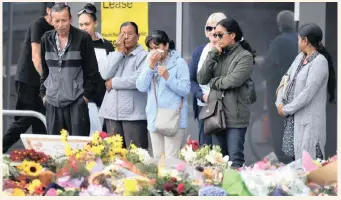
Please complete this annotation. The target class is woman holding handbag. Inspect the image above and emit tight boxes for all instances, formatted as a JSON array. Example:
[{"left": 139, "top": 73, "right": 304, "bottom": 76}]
[
  {"left": 197, "top": 19, "right": 256, "bottom": 168},
  {"left": 189, "top": 12, "right": 227, "bottom": 147},
  {"left": 276, "top": 23, "right": 336, "bottom": 161},
  {"left": 136, "top": 30, "right": 190, "bottom": 159}
]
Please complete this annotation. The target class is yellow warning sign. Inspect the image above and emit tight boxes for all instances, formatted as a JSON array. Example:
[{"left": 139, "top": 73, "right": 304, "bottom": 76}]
[{"left": 101, "top": 2, "right": 149, "bottom": 50}]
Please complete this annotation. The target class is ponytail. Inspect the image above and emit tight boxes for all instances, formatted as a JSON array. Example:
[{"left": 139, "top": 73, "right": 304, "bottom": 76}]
[
  {"left": 239, "top": 40, "right": 256, "bottom": 64},
  {"left": 316, "top": 43, "right": 336, "bottom": 103}
]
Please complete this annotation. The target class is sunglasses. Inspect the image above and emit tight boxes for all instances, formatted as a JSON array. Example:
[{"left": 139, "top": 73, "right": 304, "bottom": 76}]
[
  {"left": 77, "top": 8, "right": 94, "bottom": 15},
  {"left": 205, "top": 26, "right": 215, "bottom": 32},
  {"left": 213, "top": 32, "right": 231, "bottom": 39}
]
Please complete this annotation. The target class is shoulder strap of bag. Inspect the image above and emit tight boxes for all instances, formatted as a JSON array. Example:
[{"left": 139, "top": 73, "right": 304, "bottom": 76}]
[{"left": 152, "top": 74, "right": 184, "bottom": 110}]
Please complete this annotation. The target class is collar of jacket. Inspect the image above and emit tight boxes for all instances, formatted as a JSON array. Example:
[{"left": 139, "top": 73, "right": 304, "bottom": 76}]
[
  {"left": 95, "top": 32, "right": 105, "bottom": 43},
  {"left": 222, "top": 42, "right": 240, "bottom": 55},
  {"left": 49, "top": 25, "right": 75, "bottom": 50},
  {"left": 127, "top": 44, "right": 145, "bottom": 56}
]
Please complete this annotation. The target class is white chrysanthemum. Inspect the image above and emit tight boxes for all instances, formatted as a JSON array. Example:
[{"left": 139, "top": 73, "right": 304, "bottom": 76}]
[
  {"left": 180, "top": 146, "right": 197, "bottom": 162},
  {"left": 136, "top": 148, "right": 152, "bottom": 165}
]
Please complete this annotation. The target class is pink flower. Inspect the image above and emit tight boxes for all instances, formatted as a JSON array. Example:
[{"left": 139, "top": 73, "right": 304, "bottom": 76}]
[
  {"left": 99, "top": 132, "right": 109, "bottom": 139},
  {"left": 176, "top": 163, "right": 186, "bottom": 172},
  {"left": 45, "top": 188, "right": 58, "bottom": 196},
  {"left": 177, "top": 183, "right": 185, "bottom": 194}
]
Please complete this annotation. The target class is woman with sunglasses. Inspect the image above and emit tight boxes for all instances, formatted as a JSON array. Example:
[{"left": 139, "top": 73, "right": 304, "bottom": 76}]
[
  {"left": 78, "top": 3, "right": 115, "bottom": 135},
  {"left": 197, "top": 18, "right": 256, "bottom": 169},
  {"left": 189, "top": 12, "right": 226, "bottom": 147},
  {"left": 276, "top": 23, "right": 336, "bottom": 161}
]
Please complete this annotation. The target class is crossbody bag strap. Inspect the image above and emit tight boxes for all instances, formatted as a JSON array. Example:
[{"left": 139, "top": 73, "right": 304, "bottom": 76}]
[
  {"left": 152, "top": 74, "right": 184, "bottom": 111},
  {"left": 152, "top": 75, "right": 158, "bottom": 105}
]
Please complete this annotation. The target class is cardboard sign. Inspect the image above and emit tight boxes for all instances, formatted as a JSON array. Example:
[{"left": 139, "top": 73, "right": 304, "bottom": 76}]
[{"left": 20, "top": 134, "right": 91, "bottom": 157}]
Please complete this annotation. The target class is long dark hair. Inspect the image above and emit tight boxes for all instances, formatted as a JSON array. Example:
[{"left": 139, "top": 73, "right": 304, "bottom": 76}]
[
  {"left": 299, "top": 23, "right": 336, "bottom": 102},
  {"left": 145, "top": 30, "right": 176, "bottom": 50},
  {"left": 216, "top": 18, "right": 256, "bottom": 64}
]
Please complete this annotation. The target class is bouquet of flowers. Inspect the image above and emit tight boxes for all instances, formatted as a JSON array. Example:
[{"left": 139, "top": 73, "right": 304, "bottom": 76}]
[
  {"left": 125, "top": 144, "right": 157, "bottom": 177},
  {"left": 240, "top": 159, "right": 311, "bottom": 196},
  {"left": 134, "top": 174, "right": 199, "bottom": 196},
  {"left": 179, "top": 137, "right": 230, "bottom": 168},
  {"left": 60, "top": 130, "right": 127, "bottom": 165},
  {"left": 9, "top": 149, "right": 51, "bottom": 165}
]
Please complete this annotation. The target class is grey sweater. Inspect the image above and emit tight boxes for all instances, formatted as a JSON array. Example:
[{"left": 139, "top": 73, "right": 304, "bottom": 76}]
[
  {"left": 276, "top": 52, "right": 329, "bottom": 160},
  {"left": 98, "top": 45, "right": 148, "bottom": 121}
]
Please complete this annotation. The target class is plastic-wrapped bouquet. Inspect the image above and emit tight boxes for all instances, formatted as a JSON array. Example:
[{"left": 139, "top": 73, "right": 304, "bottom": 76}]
[{"left": 240, "top": 160, "right": 311, "bottom": 196}]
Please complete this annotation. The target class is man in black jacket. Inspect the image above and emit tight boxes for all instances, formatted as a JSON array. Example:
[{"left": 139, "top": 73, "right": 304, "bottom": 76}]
[
  {"left": 2, "top": 2, "right": 55, "bottom": 153},
  {"left": 40, "top": 3, "right": 99, "bottom": 136}
]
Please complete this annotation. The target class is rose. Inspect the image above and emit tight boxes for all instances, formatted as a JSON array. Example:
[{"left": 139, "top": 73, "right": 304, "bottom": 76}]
[
  {"left": 99, "top": 132, "right": 109, "bottom": 140},
  {"left": 177, "top": 183, "right": 185, "bottom": 194},
  {"left": 162, "top": 183, "right": 176, "bottom": 192},
  {"left": 171, "top": 177, "right": 177, "bottom": 182}
]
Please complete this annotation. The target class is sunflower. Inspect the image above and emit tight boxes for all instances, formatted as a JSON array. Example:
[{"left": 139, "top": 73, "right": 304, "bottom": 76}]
[
  {"left": 24, "top": 161, "right": 43, "bottom": 177},
  {"left": 11, "top": 188, "right": 25, "bottom": 196}
]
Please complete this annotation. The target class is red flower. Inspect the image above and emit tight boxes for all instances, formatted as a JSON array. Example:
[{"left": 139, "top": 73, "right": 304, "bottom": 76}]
[
  {"left": 177, "top": 183, "right": 185, "bottom": 194},
  {"left": 171, "top": 177, "right": 177, "bottom": 182},
  {"left": 186, "top": 139, "right": 200, "bottom": 151},
  {"left": 162, "top": 182, "right": 176, "bottom": 192},
  {"left": 99, "top": 132, "right": 109, "bottom": 139}
]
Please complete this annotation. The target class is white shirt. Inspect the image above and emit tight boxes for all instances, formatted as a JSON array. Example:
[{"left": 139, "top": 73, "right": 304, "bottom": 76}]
[{"left": 197, "top": 43, "right": 211, "bottom": 106}]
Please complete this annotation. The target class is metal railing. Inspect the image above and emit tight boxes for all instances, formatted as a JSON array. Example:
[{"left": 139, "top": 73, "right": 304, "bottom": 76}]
[{"left": 2, "top": 110, "right": 47, "bottom": 129}]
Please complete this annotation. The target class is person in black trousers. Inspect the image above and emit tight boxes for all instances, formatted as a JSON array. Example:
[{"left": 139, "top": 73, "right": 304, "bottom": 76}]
[
  {"left": 40, "top": 3, "right": 99, "bottom": 136},
  {"left": 2, "top": 2, "right": 55, "bottom": 153}
]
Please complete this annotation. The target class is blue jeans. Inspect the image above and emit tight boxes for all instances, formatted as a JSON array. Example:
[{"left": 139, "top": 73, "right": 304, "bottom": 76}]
[
  {"left": 197, "top": 106, "right": 213, "bottom": 146},
  {"left": 212, "top": 127, "right": 247, "bottom": 168}
]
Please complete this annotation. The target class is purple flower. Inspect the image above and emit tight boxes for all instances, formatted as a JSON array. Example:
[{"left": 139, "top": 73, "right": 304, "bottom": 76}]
[{"left": 199, "top": 186, "right": 228, "bottom": 196}]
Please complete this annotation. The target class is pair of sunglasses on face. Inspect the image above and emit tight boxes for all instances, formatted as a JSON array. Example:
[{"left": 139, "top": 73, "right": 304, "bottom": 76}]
[
  {"left": 213, "top": 32, "right": 232, "bottom": 39},
  {"left": 206, "top": 26, "right": 232, "bottom": 39}
]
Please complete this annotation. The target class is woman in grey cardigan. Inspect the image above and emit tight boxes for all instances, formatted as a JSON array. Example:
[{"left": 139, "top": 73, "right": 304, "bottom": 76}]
[{"left": 276, "top": 23, "right": 336, "bottom": 161}]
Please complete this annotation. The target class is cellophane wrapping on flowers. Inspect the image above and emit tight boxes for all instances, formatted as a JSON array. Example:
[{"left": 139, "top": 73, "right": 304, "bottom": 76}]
[{"left": 240, "top": 159, "right": 311, "bottom": 196}]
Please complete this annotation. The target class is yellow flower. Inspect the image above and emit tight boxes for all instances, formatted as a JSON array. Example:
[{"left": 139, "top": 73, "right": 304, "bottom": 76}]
[
  {"left": 91, "top": 132, "right": 101, "bottom": 145},
  {"left": 24, "top": 162, "right": 43, "bottom": 177},
  {"left": 60, "top": 129, "right": 69, "bottom": 142},
  {"left": 130, "top": 144, "right": 137, "bottom": 150},
  {"left": 91, "top": 146, "right": 102, "bottom": 155},
  {"left": 65, "top": 144, "right": 73, "bottom": 156},
  {"left": 112, "top": 134, "right": 123, "bottom": 143},
  {"left": 28, "top": 179, "right": 41, "bottom": 194},
  {"left": 120, "top": 148, "right": 128, "bottom": 158},
  {"left": 86, "top": 161, "right": 96, "bottom": 171},
  {"left": 11, "top": 188, "right": 25, "bottom": 196}
]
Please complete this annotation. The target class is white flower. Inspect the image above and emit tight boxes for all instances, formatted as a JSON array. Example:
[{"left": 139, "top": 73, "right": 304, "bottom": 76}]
[
  {"left": 223, "top": 155, "right": 233, "bottom": 167},
  {"left": 205, "top": 150, "right": 224, "bottom": 165},
  {"left": 180, "top": 146, "right": 197, "bottom": 162},
  {"left": 2, "top": 163, "right": 10, "bottom": 178},
  {"left": 136, "top": 148, "right": 152, "bottom": 165}
]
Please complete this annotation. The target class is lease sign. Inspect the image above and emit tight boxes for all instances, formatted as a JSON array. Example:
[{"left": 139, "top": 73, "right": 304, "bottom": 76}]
[{"left": 101, "top": 2, "right": 149, "bottom": 50}]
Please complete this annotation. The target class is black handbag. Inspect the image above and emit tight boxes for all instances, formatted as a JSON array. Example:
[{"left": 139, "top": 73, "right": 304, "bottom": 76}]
[{"left": 198, "top": 94, "right": 226, "bottom": 135}]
